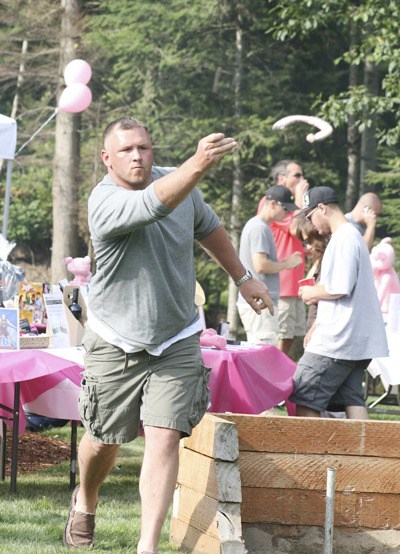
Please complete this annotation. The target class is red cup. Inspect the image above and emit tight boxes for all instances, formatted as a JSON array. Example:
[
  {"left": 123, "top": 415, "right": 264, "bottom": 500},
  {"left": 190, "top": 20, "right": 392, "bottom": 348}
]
[{"left": 298, "top": 277, "right": 315, "bottom": 287}]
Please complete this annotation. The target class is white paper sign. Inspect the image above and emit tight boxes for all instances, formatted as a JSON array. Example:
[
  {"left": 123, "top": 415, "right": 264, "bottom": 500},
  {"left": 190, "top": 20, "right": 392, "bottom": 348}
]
[{"left": 43, "top": 293, "right": 70, "bottom": 348}]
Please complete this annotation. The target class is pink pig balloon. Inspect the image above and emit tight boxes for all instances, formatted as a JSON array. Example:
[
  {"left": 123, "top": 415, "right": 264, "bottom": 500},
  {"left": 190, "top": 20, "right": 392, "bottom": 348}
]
[
  {"left": 58, "top": 83, "right": 92, "bottom": 113},
  {"left": 64, "top": 59, "right": 92, "bottom": 86}
]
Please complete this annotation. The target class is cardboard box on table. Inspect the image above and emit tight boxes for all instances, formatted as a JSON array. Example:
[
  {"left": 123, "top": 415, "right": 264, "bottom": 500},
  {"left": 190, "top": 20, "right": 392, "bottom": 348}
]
[
  {"left": 43, "top": 286, "right": 88, "bottom": 348},
  {"left": 62, "top": 286, "right": 87, "bottom": 346}
]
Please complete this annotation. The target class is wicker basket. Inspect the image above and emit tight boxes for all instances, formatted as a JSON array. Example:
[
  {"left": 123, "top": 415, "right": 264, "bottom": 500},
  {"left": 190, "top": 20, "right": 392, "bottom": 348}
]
[{"left": 20, "top": 334, "right": 51, "bottom": 349}]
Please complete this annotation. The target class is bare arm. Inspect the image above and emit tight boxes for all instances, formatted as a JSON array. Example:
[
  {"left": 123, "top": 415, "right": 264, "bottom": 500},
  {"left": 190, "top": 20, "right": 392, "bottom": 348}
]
[
  {"left": 362, "top": 209, "right": 377, "bottom": 252},
  {"left": 199, "top": 226, "right": 245, "bottom": 283},
  {"left": 299, "top": 283, "right": 343, "bottom": 305},
  {"left": 154, "top": 133, "right": 237, "bottom": 209},
  {"left": 199, "top": 226, "right": 274, "bottom": 315},
  {"left": 252, "top": 251, "right": 302, "bottom": 274},
  {"left": 289, "top": 178, "right": 310, "bottom": 236}
]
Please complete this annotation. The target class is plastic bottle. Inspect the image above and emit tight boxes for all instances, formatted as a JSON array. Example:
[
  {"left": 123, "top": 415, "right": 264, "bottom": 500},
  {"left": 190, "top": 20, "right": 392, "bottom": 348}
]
[{"left": 69, "top": 287, "right": 82, "bottom": 321}]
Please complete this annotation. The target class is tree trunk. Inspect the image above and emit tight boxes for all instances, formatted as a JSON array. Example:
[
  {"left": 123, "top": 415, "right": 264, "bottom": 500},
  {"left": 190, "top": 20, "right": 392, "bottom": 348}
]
[
  {"left": 345, "top": 21, "right": 360, "bottom": 212},
  {"left": 50, "top": 0, "right": 81, "bottom": 283},
  {"left": 10, "top": 40, "right": 28, "bottom": 120},
  {"left": 226, "top": 20, "right": 243, "bottom": 339},
  {"left": 359, "top": 60, "right": 378, "bottom": 192}
]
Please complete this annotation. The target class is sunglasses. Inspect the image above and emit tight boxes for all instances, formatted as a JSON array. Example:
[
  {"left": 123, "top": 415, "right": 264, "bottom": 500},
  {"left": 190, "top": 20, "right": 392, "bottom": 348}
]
[
  {"left": 294, "top": 172, "right": 303, "bottom": 178},
  {"left": 306, "top": 206, "right": 318, "bottom": 221}
]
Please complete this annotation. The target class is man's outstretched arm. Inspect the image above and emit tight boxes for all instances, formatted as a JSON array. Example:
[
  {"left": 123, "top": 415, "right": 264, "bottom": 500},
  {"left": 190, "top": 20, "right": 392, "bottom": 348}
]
[{"left": 154, "top": 133, "right": 237, "bottom": 209}]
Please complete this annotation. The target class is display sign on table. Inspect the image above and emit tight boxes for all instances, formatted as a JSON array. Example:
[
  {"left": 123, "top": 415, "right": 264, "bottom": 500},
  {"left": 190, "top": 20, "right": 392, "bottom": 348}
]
[
  {"left": 18, "top": 282, "right": 50, "bottom": 326},
  {"left": 0, "top": 307, "right": 19, "bottom": 350}
]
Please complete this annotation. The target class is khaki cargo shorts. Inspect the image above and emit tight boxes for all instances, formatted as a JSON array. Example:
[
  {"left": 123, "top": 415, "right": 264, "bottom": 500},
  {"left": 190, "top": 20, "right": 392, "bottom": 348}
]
[
  {"left": 79, "top": 327, "right": 211, "bottom": 444},
  {"left": 278, "top": 297, "right": 306, "bottom": 339},
  {"left": 237, "top": 302, "right": 279, "bottom": 346}
]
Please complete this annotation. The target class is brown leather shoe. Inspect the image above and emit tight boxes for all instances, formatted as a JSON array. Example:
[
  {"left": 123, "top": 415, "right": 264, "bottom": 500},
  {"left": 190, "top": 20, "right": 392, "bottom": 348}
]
[{"left": 64, "top": 485, "right": 95, "bottom": 549}]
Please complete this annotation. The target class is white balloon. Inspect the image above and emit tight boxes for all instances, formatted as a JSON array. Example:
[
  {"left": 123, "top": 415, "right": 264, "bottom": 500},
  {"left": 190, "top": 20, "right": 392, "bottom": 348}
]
[{"left": 272, "top": 115, "right": 333, "bottom": 142}]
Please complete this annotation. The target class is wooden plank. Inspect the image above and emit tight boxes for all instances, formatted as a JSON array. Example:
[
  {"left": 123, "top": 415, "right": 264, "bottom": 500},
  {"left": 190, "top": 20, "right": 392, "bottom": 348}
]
[
  {"left": 215, "top": 414, "right": 400, "bottom": 459},
  {"left": 170, "top": 516, "right": 221, "bottom": 554},
  {"left": 238, "top": 452, "right": 400, "bottom": 494},
  {"left": 241, "top": 487, "right": 400, "bottom": 529},
  {"left": 172, "top": 485, "right": 243, "bottom": 541},
  {"left": 182, "top": 413, "right": 238, "bottom": 461},
  {"left": 178, "top": 448, "right": 242, "bottom": 502},
  {"left": 170, "top": 516, "right": 247, "bottom": 554}
]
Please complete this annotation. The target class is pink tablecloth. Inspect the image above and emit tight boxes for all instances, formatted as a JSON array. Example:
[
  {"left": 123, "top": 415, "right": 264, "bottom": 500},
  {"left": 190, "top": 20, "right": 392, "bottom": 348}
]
[
  {"left": 0, "top": 344, "right": 297, "bottom": 436},
  {"left": 0, "top": 348, "right": 83, "bottom": 432},
  {"left": 202, "top": 344, "right": 296, "bottom": 415}
]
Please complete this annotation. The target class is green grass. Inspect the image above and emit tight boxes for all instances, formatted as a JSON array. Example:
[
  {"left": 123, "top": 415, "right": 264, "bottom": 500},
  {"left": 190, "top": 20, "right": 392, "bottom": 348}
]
[
  {"left": 2, "top": 401, "right": 400, "bottom": 553},
  {"left": 366, "top": 376, "right": 400, "bottom": 420},
  {"left": 368, "top": 401, "right": 400, "bottom": 421},
  {"left": 0, "top": 426, "right": 180, "bottom": 553}
]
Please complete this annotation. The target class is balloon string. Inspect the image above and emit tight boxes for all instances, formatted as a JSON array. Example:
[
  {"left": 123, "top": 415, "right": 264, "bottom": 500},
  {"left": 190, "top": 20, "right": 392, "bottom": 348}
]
[{"left": 15, "top": 108, "right": 58, "bottom": 157}]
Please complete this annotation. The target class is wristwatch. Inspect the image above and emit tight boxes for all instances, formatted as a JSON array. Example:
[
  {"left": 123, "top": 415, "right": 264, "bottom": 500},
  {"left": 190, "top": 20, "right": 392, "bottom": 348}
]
[{"left": 234, "top": 269, "right": 253, "bottom": 287}]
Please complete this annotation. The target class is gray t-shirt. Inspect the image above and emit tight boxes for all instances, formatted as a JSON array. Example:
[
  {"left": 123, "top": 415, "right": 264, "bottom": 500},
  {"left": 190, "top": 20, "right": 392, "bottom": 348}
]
[
  {"left": 87, "top": 167, "right": 221, "bottom": 350},
  {"left": 345, "top": 212, "right": 366, "bottom": 236},
  {"left": 307, "top": 223, "right": 388, "bottom": 360},
  {"left": 238, "top": 215, "right": 280, "bottom": 306}
]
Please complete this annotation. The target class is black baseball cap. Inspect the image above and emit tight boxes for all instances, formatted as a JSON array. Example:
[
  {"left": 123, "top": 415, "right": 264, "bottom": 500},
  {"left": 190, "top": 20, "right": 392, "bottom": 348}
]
[
  {"left": 295, "top": 186, "right": 339, "bottom": 217},
  {"left": 265, "top": 185, "right": 298, "bottom": 211}
]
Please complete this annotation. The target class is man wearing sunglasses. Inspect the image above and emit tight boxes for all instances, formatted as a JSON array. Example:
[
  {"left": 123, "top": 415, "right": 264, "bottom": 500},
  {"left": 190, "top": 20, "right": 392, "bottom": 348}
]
[
  {"left": 290, "top": 186, "right": 388, "bottom": 419},
  {"left": 238, "top": 185, "right": 303, "bottom": 345},
  {"left": 264, "top": 160, "right": 309, "bottom": 357}
]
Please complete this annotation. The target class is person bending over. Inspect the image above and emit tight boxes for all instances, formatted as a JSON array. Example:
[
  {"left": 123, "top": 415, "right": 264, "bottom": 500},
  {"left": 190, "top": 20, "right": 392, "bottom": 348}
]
[{"left": 290, "top": 186, "right": 387, "bottom": 419}]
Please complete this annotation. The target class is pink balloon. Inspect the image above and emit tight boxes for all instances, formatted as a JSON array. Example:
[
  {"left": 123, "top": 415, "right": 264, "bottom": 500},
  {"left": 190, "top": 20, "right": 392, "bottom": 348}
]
[
  {"left": 64, "top": 59, "right": 92, "bottom": 86},
  {"left": 58, "top": 83, "right": 92, "bottom": 113}
]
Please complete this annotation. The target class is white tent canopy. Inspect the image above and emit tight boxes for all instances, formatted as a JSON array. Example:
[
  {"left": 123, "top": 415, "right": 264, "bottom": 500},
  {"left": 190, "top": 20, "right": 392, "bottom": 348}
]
[
  {"left": 0, "top": 114, "right": 17, "bottom": 238},
  {"left": 0, "top": 114, "right": 17, "bottom": 160}
]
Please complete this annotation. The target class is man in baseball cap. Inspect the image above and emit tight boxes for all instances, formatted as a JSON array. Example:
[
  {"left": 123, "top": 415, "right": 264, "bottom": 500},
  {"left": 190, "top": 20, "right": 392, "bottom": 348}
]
[
  {"left": 295, "top": 186, "right": 339, "bottom": 218},
  {"left": 237, "top": 185, "right": 302, "bottom": 346},
  {"left": 265, "top": 184, "right": 299, "bottom": 211},
  {"left": 290, "top": 184, "right": 388, "bottom": 419},
  {"left": 263, "top": 160, "right": 309, "bottom": 358}
]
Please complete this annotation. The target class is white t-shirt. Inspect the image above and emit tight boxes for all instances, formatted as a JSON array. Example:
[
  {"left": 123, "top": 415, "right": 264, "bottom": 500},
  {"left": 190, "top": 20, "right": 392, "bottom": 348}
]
[
  {"left": 87, "top": 308, "right": 202, "bottom": 355},
  {"left": 307, "top": 223, "right": 388, "bottom": 360}
]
